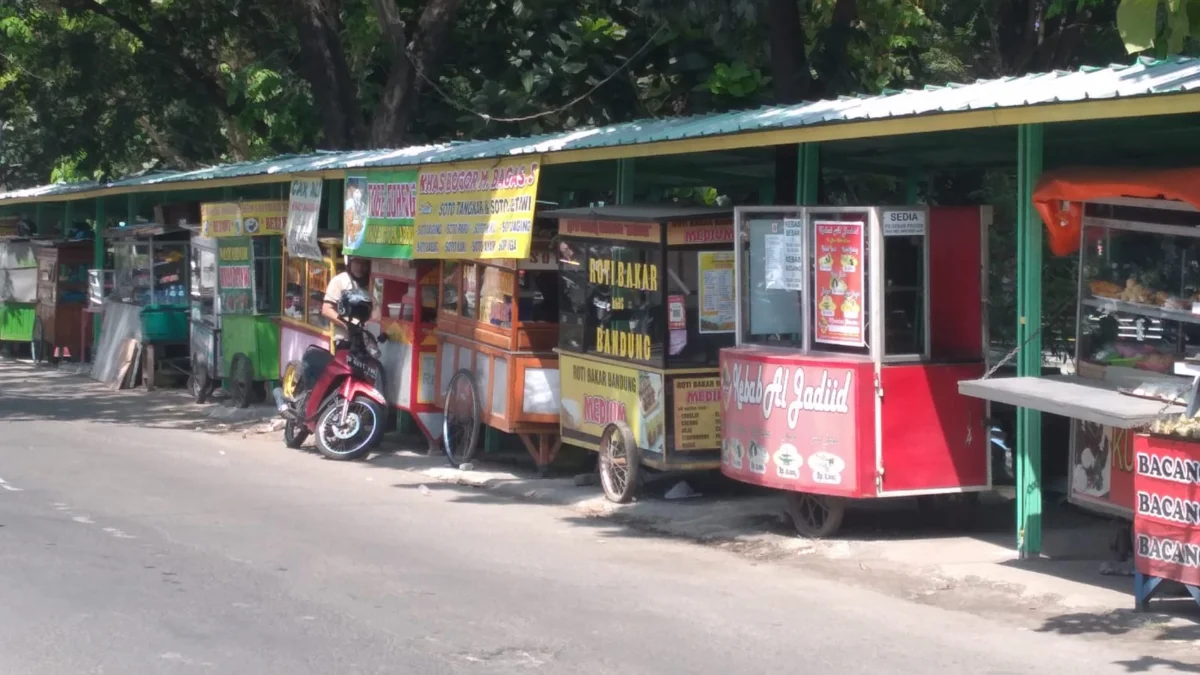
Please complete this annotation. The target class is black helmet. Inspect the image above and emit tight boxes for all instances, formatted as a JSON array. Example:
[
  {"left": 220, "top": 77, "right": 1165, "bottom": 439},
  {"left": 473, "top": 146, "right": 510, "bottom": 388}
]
[{"left": 337, "top": 287, "right": 373, "bottom": 324}]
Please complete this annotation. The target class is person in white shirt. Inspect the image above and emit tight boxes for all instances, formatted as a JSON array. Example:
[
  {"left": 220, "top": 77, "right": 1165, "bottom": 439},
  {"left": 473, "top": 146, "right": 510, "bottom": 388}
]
[{"left": 321, "top": 256, "right": 371, "bottom": 349}]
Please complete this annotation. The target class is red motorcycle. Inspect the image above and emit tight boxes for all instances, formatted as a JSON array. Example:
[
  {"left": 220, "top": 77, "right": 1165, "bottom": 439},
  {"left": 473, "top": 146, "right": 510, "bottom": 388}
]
[{"left": 273, "top": 289, "right": 388, "bottom": 461}]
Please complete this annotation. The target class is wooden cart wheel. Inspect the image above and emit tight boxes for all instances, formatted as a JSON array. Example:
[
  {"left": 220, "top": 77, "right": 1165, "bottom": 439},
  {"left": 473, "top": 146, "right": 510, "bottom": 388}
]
[
  {"left": 228, "top": 353, "right": 255, "bottom": 409},
  {"left": 189, "top": 358, "right": 212, "bottom": 404},
  {"left": 30, "top": 317, "right": 46, "bottom": 365},
  {"left": 785, "top": 492, "right": 846, "bottom": 539},
  {"left": 598, "top": 421, "right": 639, "bottom": 504},
  {"left": 441, "top": 369, "right": 481, "bottom": 468}
]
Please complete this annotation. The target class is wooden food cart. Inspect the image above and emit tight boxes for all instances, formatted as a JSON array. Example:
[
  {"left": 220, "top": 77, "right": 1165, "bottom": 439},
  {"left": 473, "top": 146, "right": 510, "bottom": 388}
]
[
  {"left": 720, "top": 205, "right": 992, "bottom": 537},
  {"left": 33, "top": 240, "right": 93, "bottom": 363},
  {"left": 544, "top": 206, "right": 736, "bottom": 502},
  {"left": 0, "top": 237, "right": 40, "bottom": 356},
  {"left": 280, "top": 234, "right": 342, "bottom": 372},
  {"left": 188, "top": 201, "right": 287, "bottom": 406},
  {"left": 433, "top": 230, "right": 563, "bottom": 472}
]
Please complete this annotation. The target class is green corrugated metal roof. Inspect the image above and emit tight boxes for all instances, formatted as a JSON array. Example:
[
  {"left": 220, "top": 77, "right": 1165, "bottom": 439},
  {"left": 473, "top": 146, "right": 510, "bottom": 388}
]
[{"left": 4, "top": 56, "right": 1200, "bottom": 204}]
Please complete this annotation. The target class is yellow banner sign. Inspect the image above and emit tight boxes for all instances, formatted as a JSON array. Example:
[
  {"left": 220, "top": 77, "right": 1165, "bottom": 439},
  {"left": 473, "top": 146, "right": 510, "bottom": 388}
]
[
  {"left": 559, "top": 353, "right": 665, "bottom": 454},
  {"left": 200, "top": 200, "right": 287, "bottom": 238},
  {"left": 671, "top": 377, "right": 722, "bottom": 451},
  {"left": 413, "top": 158, "right": 541, "bottom": 260}
]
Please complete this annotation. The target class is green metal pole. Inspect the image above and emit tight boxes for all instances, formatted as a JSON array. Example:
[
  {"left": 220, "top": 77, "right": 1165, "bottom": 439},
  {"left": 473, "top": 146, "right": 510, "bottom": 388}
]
[
  {"left": 64, "top": 201, "right": 74, "bottom": 237},
  {"left": 1015, "top": 123, "right": 1045, "bottom": 558},
  {"left": 797, "top": 144, "right": 820, "bottom": 205},
  {"left": 35, "top": 202, "right": 43, "bottom": 234},
  {"left": 326, "top": 179, "right": 344, "bottom": 231},
  {"left": 616, "top": 159, "right": 635, "bottom": 205},
  {"left": 126, "top": 193, "right": 138, "bottom": 226},
  {"left": 93, "top": 198, "right": 106, "bottom": 346},
  {"left": 905, "top": 169, "right": 922, "bottom": 205}
]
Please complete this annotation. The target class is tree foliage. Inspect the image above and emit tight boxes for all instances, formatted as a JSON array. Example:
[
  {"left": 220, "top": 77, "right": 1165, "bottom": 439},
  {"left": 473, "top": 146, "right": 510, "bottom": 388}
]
[{"left": 0, "top": 0, "right": 1155, "bottom": 188}]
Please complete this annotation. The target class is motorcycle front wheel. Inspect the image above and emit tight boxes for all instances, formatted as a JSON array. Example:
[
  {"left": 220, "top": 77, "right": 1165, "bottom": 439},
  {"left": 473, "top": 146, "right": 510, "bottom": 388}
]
[{"left": 315, "top": 395, "right": 384, "bottom": 461}]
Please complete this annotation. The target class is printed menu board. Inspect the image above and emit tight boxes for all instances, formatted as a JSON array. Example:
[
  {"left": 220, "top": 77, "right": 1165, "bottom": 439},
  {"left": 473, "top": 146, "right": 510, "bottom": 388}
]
[
  {"left": 813, "top": 221, "right": 865, "bottom": 347},
  {"left": 671, "top": 377, "right": 721, "bottom": 451}
]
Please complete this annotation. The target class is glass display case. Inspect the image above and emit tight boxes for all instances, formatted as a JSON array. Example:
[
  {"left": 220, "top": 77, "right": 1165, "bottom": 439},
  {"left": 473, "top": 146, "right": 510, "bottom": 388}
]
[
  {"left": 283, "top": 255, "right": 332, "bottom": 331},
  {"left": 279, "top": 236, "right": 341, "bottom": 371},
  {"left": 112, "top": 240, "right": 189, "bottom": 307}
]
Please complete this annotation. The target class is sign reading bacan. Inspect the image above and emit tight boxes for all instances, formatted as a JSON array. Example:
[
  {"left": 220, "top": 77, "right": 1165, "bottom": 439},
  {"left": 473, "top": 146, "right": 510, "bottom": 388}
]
[
  {"left": 1133, "top": 434, "right": 1200, "bottom": 588},
  {"left": 412, "top": 158, "right": 541, "bottom": 260},
  {"left": 559, "top": 353, "right": 666, "bottom": 454},
  {"left": 344, "top": 169, "right": 418, "bottom": 259},
  {"left": 719, "top": 351, "right": 861, "bottom": 495}
]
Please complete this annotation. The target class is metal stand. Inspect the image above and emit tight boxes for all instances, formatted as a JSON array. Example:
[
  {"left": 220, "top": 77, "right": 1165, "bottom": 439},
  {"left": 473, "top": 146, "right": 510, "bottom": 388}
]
[{"left": 1134, "top": 571, "right": 1200, "bottom": 611}]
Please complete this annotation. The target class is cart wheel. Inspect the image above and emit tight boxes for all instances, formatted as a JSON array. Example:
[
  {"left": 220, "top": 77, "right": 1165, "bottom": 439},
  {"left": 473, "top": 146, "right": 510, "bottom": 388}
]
[
  {"left": 441, "top": 369, "right": 481, "bottom": 468},
  {"left": 189, "top": 360, "right": 212, "bottom": 404},
  {"left": 785, "top": 492, "right": 845, "bottom": 539},
  {"left": 598, "top": 421, "right": 639, "bottom": 504},
  {"left": 228, "top": 353, "right": 254, "bottom": 409},
  {"left": 916, "top": 492, "right": 980, "bottom": 530}
]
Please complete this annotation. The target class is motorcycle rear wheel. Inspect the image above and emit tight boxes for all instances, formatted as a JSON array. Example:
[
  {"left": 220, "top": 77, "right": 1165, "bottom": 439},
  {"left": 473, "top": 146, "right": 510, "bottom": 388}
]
[{"left": 315, "top": 396, "right": 383, "bottom": 461}]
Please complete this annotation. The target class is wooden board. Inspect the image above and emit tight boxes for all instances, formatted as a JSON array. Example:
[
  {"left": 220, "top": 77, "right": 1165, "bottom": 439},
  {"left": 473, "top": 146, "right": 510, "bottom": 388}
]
[
  {"left": 110, "top": 339, "right": 137, "bottom": 391},
  {"left": 958, "top": 375, "right": 1181, "bottom": 428}
]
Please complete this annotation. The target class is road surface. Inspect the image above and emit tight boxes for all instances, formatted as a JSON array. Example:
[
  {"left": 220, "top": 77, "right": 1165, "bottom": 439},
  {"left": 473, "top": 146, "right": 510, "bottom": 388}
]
[{"left": 0, "top": 362, "right": 1186, "bottom": 673}]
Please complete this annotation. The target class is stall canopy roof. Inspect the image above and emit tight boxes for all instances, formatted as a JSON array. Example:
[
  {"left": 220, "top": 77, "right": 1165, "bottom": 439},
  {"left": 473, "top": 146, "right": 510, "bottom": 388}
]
[{"left": 4, "top": 56, "right": 1200, "bottom": 205}]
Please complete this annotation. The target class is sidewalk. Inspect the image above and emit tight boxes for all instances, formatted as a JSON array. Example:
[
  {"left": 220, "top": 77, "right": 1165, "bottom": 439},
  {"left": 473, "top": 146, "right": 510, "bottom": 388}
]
[{"left": 6, "top": 356, "right": 1200, "bottom": 652}]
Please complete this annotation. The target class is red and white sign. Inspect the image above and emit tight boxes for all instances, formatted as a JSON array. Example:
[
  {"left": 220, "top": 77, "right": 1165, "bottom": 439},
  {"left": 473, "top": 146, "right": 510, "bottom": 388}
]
[
  {"left": 1133, "top": 434, "right": 1200, "bottom": 587},
  {"left": 719, "top": 350, "right": 862, "bottom": 496},
  {"left": 813, "top": 221, "right": 865, "bottom": 347}
]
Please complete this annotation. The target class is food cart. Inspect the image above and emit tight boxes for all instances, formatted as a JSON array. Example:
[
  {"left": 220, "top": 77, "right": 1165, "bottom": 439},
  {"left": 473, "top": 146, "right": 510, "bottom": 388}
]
[
  {"left": 433, "top": 228, "right": 563, "bottom": 472},
  {"left": 280, "top": 233, "right": 342, "bottom": 387},
  {"left": 544, "top": 206, "right": 736, "bottom": 502},
  {"left": 960, "top": 174, "right": 1200, "bottom": 531},
  {"left": 105, "top": 223, "right": 192, "bottom": 387},
  {"left": 720, "top": 205, "right": 992, "bottom": 537},
  {"left": 188, "top": 201, "right": 287, "bottom": 406},
  {"left": 33, "top": 240, "right": 93, "bottom": 363},
  {"left": 0, "top": 237, "right": 39, "bottom": 355}
]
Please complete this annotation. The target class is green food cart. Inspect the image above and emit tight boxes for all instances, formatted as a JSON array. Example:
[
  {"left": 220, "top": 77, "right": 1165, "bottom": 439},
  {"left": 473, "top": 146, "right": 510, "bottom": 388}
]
[
  {"left": 0, "top": 237, "right": 39, "bottom": 355},
  {"left": 189, "top": 201, "right": 286, "bottom": 407}
]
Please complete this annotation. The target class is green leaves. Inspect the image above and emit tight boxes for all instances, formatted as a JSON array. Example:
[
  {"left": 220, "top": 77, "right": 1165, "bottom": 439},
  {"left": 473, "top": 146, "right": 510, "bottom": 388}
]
[{"left": 1116, "top": 0, "right": 1199, "bottom": 54}]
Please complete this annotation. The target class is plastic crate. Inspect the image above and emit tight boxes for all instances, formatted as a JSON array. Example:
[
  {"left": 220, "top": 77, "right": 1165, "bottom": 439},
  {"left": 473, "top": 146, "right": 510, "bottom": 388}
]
[{"left": 140, "top": 305, "right": 189, "bottom": 343}]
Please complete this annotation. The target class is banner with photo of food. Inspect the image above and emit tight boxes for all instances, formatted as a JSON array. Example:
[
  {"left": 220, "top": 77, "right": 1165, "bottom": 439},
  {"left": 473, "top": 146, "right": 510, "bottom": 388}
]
[
  {"left": 412, "top": 158, "right": 541, "bottom": 260},
  {"left": 343, "top": 169, "right": 418, "bottom": 259},
  {"left": 813, "top": 221, "right": 866, "bottom": 347},
  {"left": 559, "top": 353, "right": 665, "bottom": 455}
]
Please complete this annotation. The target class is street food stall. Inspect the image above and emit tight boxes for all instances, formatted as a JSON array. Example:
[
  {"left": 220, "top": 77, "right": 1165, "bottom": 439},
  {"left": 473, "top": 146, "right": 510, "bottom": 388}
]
[
  {"left": 0, "top": 237, "right": 39, "bottom": 355},
  {"left": 720, "top": 205, "right": 992, "bottom": 537},
  {"left": 91, "top": 223, "right": 191, "bottom": 387},
  {"left": 189, "top": 201, "right": 287, "bottom": 406},
  {"left": 432, "top": 228, "right": 563, "bottom": 471},
  {"left": 546, "top": 206, "right": 736, "bottom": 502},
  {"left": 33, "top": 240, "right": 93, "bottom": 363},
  {"left": 960, "top": 170, "right": 1200, "bottom": 526},
  {"left": 280, "top": 234, "right": 342, "bottom": 368}
]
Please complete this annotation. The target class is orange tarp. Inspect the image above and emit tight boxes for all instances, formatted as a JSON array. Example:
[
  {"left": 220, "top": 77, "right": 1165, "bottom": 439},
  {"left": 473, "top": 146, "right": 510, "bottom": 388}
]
[{"left": 1033, "top": 167, "right": 1200, "bottom": 257}]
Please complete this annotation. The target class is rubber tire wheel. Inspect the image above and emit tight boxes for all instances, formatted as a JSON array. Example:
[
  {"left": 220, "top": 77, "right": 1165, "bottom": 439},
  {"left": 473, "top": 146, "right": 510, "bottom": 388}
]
[
  {"left": 441, "top": 369, "right": 481, "bottom": 468},
  {"left": 785, "top": 492, "right": 846, "bottom": 539},
  {"left": 283, "top": 419, "right": 309, "bottom": 449},
  {"left": 916, "top": 492, "right": 980, "bottom": 530},
  {"left": 315, "top": 396, "right": 384, "bottom": 461},
  {"left": 228, "top": 353, "right": 255, "bottom": 409},
  {"left": 189, "top": 360, "right": 212, "bottom": 404},
  {"left": 598, "top": 421, "right": 640, "bottom": 504}
]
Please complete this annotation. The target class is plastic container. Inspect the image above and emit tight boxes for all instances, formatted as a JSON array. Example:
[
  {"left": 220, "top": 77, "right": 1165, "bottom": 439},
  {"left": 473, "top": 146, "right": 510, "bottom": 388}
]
[
  {"left": 387, "top": 303, "right": 403, "bottom": 319},
  {"left": 141, "top": 305, "right": 189, "bottom": 343}
]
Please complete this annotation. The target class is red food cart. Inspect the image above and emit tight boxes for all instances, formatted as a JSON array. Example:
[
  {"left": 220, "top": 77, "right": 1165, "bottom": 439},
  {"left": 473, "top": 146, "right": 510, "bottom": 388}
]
[{"left": 719, "top": 205, "right": 992, "bottom": 537}]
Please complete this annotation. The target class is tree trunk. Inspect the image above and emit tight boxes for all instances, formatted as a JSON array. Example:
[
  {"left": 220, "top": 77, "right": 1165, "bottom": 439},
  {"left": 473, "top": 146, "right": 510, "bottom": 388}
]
[
  {"left": 768, "top": 0, "right": 812, "bottom": 205},
  {"left": 369, "top": 0, "right": 465, "bottom": 148},
  {"left": 291, "top": 0, "right": 365, "bottom": 149}
]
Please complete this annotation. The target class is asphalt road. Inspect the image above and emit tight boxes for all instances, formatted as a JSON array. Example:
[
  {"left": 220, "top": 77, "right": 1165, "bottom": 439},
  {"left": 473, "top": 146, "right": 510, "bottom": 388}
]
[{"left": 0, "top": 362, "right": 1186, "bottom": 674}]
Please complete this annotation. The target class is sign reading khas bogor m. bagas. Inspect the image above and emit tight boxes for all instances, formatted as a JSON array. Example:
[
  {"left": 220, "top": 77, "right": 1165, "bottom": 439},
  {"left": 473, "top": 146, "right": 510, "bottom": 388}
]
[
  {"left": 343, "top": 170, "right": 418, "bottom": 259},
  {"left": 413, "top": 158, "right": 541, "bottom": 259},
  {"left": 286, "top": 178, "right": 324, "bottom": 260}
]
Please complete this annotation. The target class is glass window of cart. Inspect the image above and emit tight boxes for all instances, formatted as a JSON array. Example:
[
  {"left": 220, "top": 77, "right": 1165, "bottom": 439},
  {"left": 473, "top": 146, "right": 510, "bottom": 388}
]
[
  {"left": 739, "top": 214, "right": 806, "bottom": 347},
  {"left": 192, "top": 247, "right": 217, "bottom": 322},
  {"left": 558, "top": 241, "right": 588, "bottom": 351},
  {"left": 461, "top": 263, "right": 480, "bottom": 320},
  {"left": 284, "top": 256, "right": 306, "bottom": 321},
  {"left": 252, "top": 237, "right": 283, "bottom": 314},
  {"left": 152, "top": 242, "right": 189, "bottom": 306},
  {"left": 664, "top": 249, "right": 736, "bottom": 367},
  {"left": 558, "top": 240, "right": 665, "bottom": 367},
  {"left": 307, "top": 262, "right": 330, "bottom": 329},
  {"left": 478, "top": 266, "right": 514, "bottom": 329},
  {"left": 882, "top": 232, "right": 927, "bottom": 357},
  {"left": 441, "top": 261, "right": 460, "bottom": 315},
  {"left": 1078, "top": 204, "right": 1200, "bottom": 375}
]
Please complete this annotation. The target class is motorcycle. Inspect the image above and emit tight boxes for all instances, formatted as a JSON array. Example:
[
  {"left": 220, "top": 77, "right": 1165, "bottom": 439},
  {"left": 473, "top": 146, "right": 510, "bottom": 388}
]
[{"left": 273, "top": 317, "right": 389, "bottom": 461}]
